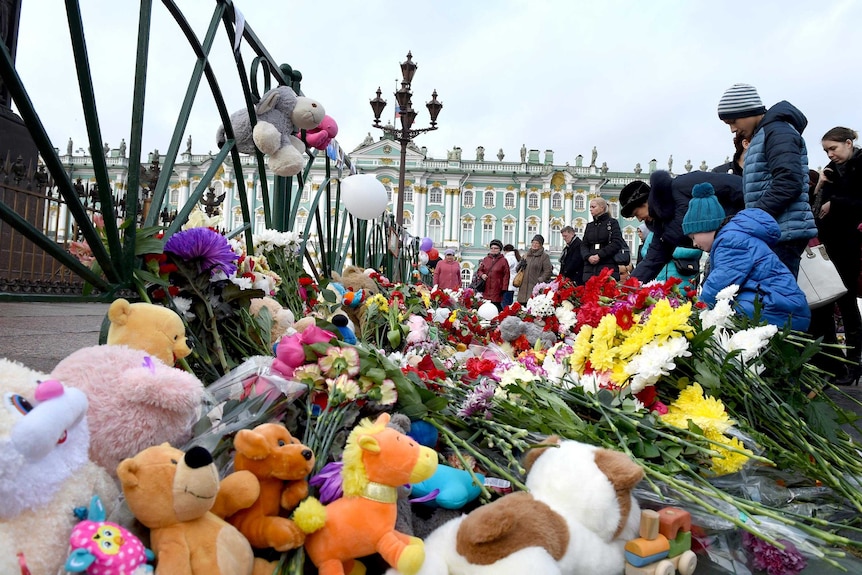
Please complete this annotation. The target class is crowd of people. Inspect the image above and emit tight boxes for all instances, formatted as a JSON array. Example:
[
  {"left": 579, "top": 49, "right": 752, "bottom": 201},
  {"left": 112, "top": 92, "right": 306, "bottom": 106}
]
[{"left": 431, "top": 82, "right": 861, "bottom": 385}]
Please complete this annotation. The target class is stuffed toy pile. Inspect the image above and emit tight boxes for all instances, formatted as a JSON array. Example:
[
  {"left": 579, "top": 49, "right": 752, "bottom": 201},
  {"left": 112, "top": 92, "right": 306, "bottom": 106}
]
[
  {"left": 216, "top": 85, "right": 325, "bottom": 177},
  {"left": 388, "top": 437, "right": 643, "bottom": 575},
  {"left": 0, "top": 359, "right": 117, "bottom": 575}
]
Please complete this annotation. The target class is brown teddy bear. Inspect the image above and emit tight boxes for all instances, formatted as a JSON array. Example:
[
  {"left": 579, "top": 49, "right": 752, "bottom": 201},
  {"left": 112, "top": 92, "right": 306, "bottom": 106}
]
[
  {"left": 249, "top": 296, "right": 295, "bottom": 345},
  {"left": 106, "top": 298, "right": 191, "bottom": 366},
  {"left": 219, "top": 423, "right": 316, "bottom": 552},
  {"left": 117, "top": 443, "right": 275, "bottom": 575}
]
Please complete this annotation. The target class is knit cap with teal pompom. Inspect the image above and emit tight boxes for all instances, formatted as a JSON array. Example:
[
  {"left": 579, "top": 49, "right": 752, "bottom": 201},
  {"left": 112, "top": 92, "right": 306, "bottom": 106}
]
[{"left": 683, "top": 182, "right": 726, "bottom": 235}]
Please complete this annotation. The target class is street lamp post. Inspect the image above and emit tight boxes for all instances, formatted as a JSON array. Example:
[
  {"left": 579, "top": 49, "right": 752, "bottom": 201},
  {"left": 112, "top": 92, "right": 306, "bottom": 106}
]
[{"left": 369, "top": 51, "right": 442, "bottom": 280}]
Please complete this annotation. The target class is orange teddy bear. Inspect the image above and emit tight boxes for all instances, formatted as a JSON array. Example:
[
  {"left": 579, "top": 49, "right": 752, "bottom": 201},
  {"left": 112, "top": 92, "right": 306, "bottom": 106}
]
[{"left": 220, "top": 423, "right": 316, "bottom": 552}]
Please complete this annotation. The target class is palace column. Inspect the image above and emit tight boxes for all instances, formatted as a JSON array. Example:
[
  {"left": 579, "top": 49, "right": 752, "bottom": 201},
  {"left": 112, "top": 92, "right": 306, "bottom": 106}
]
[
  {"left": 518, "top": 188, "right": 527, "bottom": 249},
  {"left": 447, "top": 187, "right": 460, "bottom": 243},
  {"left": 414, "top": 185, "right": 427, "bottom": 237},
  {"left": 541, "top": 190, "right": 551, "bottom": 239},
  {"left": 442, "top": 186, "right": 453, "bottom": 240},
  {"left": 564, "top": 190, "right": 573, "bottom": 227}
]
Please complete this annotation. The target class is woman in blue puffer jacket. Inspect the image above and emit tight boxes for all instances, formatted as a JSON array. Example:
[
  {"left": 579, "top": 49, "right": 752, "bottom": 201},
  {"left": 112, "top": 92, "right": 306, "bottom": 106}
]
[{"left": 683, "top": 183, "right": 810, "bottom": 331}]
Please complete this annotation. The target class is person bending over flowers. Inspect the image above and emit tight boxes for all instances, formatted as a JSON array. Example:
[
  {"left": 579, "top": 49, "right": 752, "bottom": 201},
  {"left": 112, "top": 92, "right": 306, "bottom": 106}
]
[{"left": 683, "top": 182, "right": 810, "bottom": 331}]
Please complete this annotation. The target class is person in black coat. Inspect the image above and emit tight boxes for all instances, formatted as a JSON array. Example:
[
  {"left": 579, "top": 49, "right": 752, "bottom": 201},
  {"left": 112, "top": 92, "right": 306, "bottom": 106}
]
[
  {"left": 621, "top": 171, "right": 744, "bottom": 283},
  {"left": 811, "top": 127, "right": 862, "bottom": 384},
  {"left": 580, "top": 197, "right": 622, "bottom": 282},
  {"left": 711, "top": 133, "right": 747, "bottom": 176},
  {"left": 558, "top": 225, "right": 584, "bottom": 285}
]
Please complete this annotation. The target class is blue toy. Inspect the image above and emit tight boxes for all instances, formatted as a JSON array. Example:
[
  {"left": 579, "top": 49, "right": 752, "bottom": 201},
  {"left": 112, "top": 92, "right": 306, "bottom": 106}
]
[{"left": 411, "top": 464, "right": 485, "bottom": 509}]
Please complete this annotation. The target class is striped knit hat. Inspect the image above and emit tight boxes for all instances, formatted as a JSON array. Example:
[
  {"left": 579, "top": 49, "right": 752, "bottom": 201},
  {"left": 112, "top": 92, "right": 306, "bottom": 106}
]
[{"left": 717, "top": 83, "right": 766, "bottom": 121}]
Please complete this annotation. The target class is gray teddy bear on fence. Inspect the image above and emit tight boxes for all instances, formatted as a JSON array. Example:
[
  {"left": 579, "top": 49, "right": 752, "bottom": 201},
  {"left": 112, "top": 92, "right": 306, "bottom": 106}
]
[{"left": 216, "top": 85, "right": 325, "bottom": 177}]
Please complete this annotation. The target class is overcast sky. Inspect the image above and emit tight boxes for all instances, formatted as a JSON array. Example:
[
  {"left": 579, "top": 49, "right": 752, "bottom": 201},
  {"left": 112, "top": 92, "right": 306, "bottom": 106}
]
[{"left": 13, "top": 0, "right": 861, "bottom": 174}]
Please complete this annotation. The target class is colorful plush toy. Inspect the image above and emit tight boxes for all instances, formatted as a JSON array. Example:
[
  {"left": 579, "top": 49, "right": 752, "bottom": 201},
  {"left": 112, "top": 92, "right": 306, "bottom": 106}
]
[
  {"left": 105, "top": 298, "right": 191, "bottom": 366},
  {"left": 117, "top": 443, "right": 276, "bottom": 575},
  {"left": 303, "top": 114, "right": 338, "bottom": 150},
  {"left": 66, "top": 494, "right": 154, "bottom": 574},
  {"left": 0, "top": 359, "right": 118, "bottom": 575},
  {"left": 411, "top": 464, "right": 485, "bottom": 510},
  {"left": 52, "top": 345, "right": 204, "bottom": 477},
  {"left": 390, "top": 437, "right": 643, "bottom": 575},
  {"left": 294, "top": 412, "right": 439, "bottom": 575},
  {"left": 219, "top": 423, "right": 315, "bottom": 552},
  {"left": 216, "top": 85, "right": 325, "bottom": 177}
]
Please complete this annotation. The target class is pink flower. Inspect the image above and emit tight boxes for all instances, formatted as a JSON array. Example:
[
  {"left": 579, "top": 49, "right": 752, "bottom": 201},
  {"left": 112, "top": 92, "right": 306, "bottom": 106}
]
[{"left": 271, "top": 326, "right": 336, "bottom": 376}]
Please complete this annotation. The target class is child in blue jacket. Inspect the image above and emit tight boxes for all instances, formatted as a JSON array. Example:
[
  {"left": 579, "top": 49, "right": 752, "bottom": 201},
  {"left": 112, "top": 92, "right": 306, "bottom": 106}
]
[{"left": 683, "top": 182, "right": 810, "bottom": 331}]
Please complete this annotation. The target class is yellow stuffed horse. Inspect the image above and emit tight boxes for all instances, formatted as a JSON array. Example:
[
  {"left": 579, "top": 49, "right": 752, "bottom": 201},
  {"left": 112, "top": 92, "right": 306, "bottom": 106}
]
[{"left": 294, "top": 413, "right": 438, "bottom": 575}]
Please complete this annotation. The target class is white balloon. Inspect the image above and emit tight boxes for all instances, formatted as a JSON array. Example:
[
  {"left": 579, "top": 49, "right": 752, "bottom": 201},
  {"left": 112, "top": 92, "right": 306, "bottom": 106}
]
[
  {"left": 418, "top": 251, "right": 429, "bottom": 265},
  {"left": 341, "top": 174, "right": 388, "bottom": 220},
  {"left": 478, "top": 301, "right": 499, "bottom": 321}
]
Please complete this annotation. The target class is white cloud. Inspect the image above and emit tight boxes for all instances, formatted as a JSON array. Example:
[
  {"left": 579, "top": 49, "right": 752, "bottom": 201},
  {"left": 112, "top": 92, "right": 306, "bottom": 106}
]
[{"left": 12, "top": 0, "right": 862, "bottom": 173}]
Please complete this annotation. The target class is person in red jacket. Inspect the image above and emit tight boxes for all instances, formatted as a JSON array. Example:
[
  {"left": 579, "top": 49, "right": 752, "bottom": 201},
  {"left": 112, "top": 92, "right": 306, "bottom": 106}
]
[
  {"left": 475, "top": 239, "right": 510, "bottom": 311},
  {"left": 433, "top": 248, "right": 462, "bottom": 291}
]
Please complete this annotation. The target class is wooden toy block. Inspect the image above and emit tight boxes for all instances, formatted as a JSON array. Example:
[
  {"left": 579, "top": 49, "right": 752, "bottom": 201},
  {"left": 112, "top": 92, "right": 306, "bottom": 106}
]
[
  {"left": 658, "top": 506, "right": 691, "bottom": 540},
  {"left": 639, "top": 509, "right": 660, "bottom": 539},
  {"left": 625, "top": 549, "right": 669, "bottom": 567},
  {"left": 625, "top": 534, "right": 669, "bottom": 557},
  {"left": 668, "top": 529, "right": 692, "bottom": 557}
]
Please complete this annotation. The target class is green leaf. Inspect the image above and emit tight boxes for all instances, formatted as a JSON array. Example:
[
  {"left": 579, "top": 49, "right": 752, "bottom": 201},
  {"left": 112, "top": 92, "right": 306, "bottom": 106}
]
[
  {"left": 387, "top": 329, "right": 401, "bottom": 349},
  {"left": 804, "top": 400, "right": 844, "bottom": 442},
  {"left": 424, "top": 396, "right": 449, "bottom": 412}
]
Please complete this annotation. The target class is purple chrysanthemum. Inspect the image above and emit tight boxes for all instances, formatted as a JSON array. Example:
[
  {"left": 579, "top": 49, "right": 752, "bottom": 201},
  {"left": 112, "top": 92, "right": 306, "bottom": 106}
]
[
  {"left": 457, "top": 379, "right": 496, "bottom": 419},
  {"left": 164, "top": 227, "right": 237, "bottom": 276},
  {"left": 742, "top": 532, "right": 807, "bottom": 575}
]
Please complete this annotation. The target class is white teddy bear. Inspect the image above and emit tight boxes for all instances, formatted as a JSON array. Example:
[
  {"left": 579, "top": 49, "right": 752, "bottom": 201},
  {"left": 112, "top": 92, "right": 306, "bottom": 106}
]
[
  {"left": 0, "top": 358, "right": 118, "bottom": 575},
  {"left": 216, "top": 85, "right": 325, "bottom": 177}
]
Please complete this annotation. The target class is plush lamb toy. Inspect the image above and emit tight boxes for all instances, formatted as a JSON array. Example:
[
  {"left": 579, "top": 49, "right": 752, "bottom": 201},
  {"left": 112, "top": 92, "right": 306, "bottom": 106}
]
[
  {"left": 216, "top": 85, "right": 325, "bottom": 177},
  {"left": 0, "top": 359, "right": 118, "bottom": 575},
  {"left": 387, "top": 437, "right": 643, "bottom": 575},
  {"left": 498, "top": 315, "right": 558, "bottom": 350}
]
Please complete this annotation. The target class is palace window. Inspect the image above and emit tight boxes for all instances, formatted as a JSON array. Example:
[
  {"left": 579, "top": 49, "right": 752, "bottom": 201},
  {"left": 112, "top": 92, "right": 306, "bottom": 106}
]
[
  {"left": 255, "top": 211, "right": 266, "bottom": 234},
  {"left": 429, "top": 216, "right": 443, "bottom": 244},
  {"left": 481, "top": 220, "right": 494, "bottom": 246},
  {"left": 502, "top": 220, "right": 515, "bottom": 247},
  {"left": 483, "top": 190, "right": 495, "bottom": 208},
  {"left": 550, "top": 224, "right": 562, "bottom": 248},
  {"left": 504, "top": 191, "right": 516, "bottom": 209},
  {"left": 461, "top": 268, "right": 473, "bottom": 290},
  {"left": 385, "top": 184, "right": 392, "bottom": 204},
  {"left": 526, "top": 220, "right": 538, "bottom": 239},
  {"left": 301, "top": 182, "right": 310, "bottom": 202},
  {"left": 461, "top": 219, "right": 474, "bottom": 244},
  {"left": 462, "top": 189, "right": 474, "bottom": 208},
  {"left": 551, "top": 192, "right": 563, "bottom": 210},
  {"left": 528, "top": 192, "right": 539, "bottom": 210},
  {"left": 296, "top": 209, "right": 308, "bottom": 233},
  {"left": 404, "top": 185, "right": 413, "bottom": 203},
  {"left": 429, "top": 186, "right": 443, "bottom": 204},
  {"left": 609, "top": 202, "right": 620, "bottom": 218},
  {"left": 574, "top": 194, "right": 585, "bottom": 211}
]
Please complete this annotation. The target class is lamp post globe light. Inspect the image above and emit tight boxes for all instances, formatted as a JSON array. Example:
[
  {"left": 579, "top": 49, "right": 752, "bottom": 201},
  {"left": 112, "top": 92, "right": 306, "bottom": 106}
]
[{"left": 369, "top": 51, "right": 442, "bottom": 279}]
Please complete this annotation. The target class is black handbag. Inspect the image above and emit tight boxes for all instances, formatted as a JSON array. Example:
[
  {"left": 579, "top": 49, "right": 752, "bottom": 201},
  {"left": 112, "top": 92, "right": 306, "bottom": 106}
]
[
  {"left": 470, "top": 276, "right": 486, "bottom": 291},
  {"left": 672, "top": 258, "right": 700, "bottom": 276},
  {"left": 614, "top": 238, "right": 632, "bottom": 265}
]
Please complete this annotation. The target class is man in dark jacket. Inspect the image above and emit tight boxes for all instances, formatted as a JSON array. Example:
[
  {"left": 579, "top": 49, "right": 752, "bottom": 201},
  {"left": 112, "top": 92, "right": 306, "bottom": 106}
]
[
  {"left": 558, "top": 225, "right": 584, "bottom": 285},
  {"left": 621, "top": 171, "right": 744, "bottom": 283},
  {"left": 716, "top": 83, "right": 817, "bottom": 277}
]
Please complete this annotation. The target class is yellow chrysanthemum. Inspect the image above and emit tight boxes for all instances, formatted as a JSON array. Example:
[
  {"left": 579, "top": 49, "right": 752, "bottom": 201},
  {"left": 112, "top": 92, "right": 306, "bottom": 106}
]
[
  {"left": 662, "top": 382, "right": 733, "bottom": 434},
  {"left": 448, "top": 310, "right": 458, "bottom": 323},
  {"left": 367, "top": 293, "right": 389, "bottom": 313},
  {"left": 705, "top": 428, "right": 752, "bottom": 476},
  {"left": 421, "top": 293, "right": 431, "bottom": 309},
  {"left": 589, "top": 314, "right": 619, "bottom": 372},
  {"left": 569, "top": 325, "right": 593, "bottom": 373}
]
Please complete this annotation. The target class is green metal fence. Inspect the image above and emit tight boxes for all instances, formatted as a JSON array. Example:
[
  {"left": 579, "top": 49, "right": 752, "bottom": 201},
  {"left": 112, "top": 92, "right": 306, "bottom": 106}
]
[{"left": 0, "top": 0, "right": 414, "bottom": 301}]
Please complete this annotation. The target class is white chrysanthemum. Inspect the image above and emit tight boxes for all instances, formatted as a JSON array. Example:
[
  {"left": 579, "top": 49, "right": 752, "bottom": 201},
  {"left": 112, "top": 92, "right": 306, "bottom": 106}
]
[
  {"left": 499, "top": 363, "right": 538, "bottom": 387},
  {"left": 526, "top": 293, "right": 555, "bottom": 317},
  {"left": 701, "top": 297, "right": 736, "bottom": 330},
  {"left": 716, "top": 284, "right": 740, "bottom": 301},
  {"left": 172, "top": 296, "right": 194, "bottom": 319},
  {"left": 542, "top": 352, "right": 567, "bottom": 384},
  {"left": 253, "top": 274, "right": 277, "bottom": 295},
  {"left": 230, "top": 275, "right": 253, "bottom": 290},
  {"left": 578, "top": 372, "right": 601, "bottom": 395},
  {"left": 727, "top": 325, "right": 778, "bottom": 362},
  {"left": 625, "top": 336, "right": 691, "bottom": 393},
  {"left": 555, "top": 306, "right": 577, "bottom": 333}
]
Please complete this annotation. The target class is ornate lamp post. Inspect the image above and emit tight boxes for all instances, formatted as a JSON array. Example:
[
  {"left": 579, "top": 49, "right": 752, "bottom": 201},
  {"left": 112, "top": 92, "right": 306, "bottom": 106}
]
[{"left": 369, "top": 52, "right": 442, "bottom": 278}]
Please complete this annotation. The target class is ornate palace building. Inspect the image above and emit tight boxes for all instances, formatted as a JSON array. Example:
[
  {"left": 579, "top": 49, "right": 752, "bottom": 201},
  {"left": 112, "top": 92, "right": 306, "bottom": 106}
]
[{"left": 51, "top": 131, "right": 705, "bottom": 285}]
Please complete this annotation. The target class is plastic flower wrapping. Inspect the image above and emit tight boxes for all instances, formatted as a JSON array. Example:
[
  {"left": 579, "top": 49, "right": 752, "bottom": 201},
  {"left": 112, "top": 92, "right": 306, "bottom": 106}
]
[{"left": 143, "top": 258, "right": 862, "bottom": 573}]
